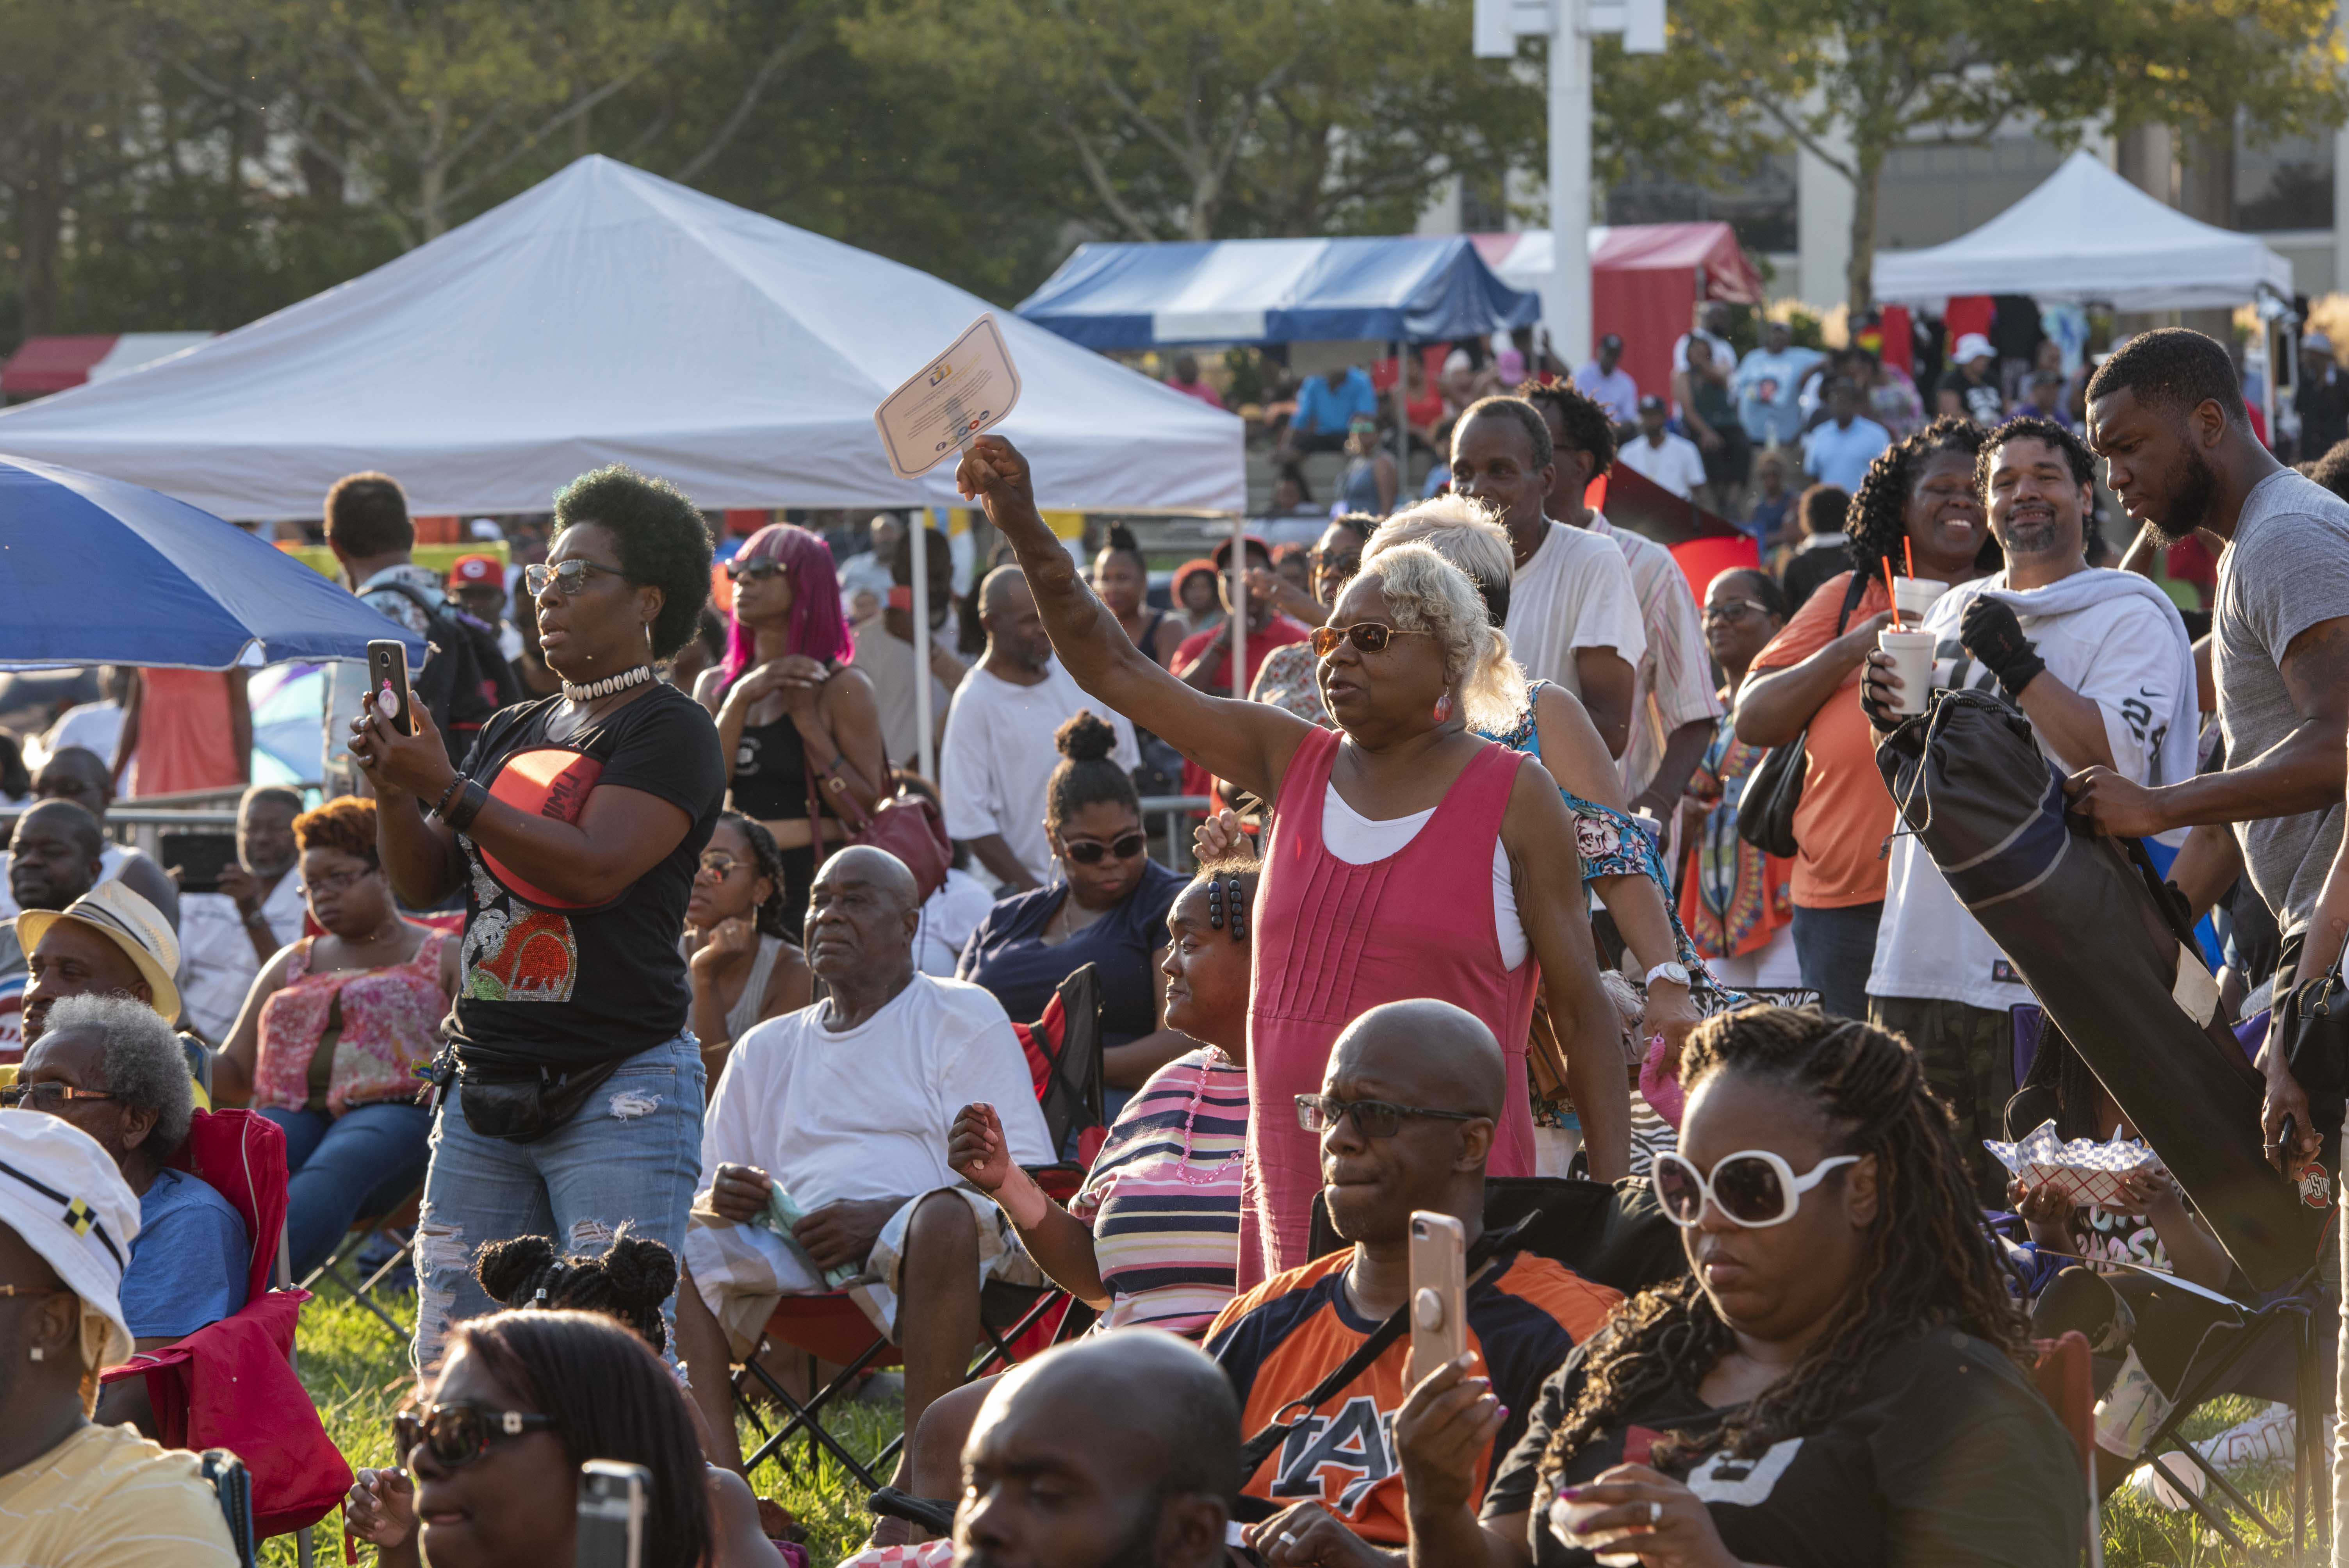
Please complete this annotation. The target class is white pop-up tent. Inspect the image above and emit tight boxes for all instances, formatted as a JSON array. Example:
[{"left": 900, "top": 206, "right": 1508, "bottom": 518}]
[
  {"left": 0, "top": 155, "right": 1244, "bottom": 518},
  {"left": 1872, "top": 150, "right": 2293, "bottom": 312}
]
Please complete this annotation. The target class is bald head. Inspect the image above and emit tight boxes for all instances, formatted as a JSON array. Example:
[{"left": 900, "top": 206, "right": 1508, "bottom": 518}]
[
  {"left": 826, "top": 844, "right": 918, "bottom": 914},
  {"left": 959, "top": 1330, "right": 1238, "bottom": 1567},
  {"left": 1319, "top": 1000, "right": 1501, "bottom": 1249},
  {"left": 804, "top": 845, "right": 921, "bottom": 995},
  {"left": 34, "top": 748, "right": 112, "bottom": 823},
  {"left": 978, "top": 564, "right": 1053, "bottom": 675},
  {"left": 1330, "top": 998, "right": 1505, "bottom": 1120},
  {"left": 9, "top": 800, "right": 105, "bottom": 915}
]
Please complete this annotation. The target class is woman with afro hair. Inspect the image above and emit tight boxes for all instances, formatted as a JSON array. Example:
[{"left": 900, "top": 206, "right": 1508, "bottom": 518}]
[
  {"left": 1729, "top": 418, "right": 1995, "bottom": 1018},
  {"left": 349, "top": 463, "right": 726, "bottom": 1376}
]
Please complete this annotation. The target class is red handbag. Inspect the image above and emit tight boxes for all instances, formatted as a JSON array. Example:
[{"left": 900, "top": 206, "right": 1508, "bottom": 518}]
[{"left": 807, "top": 770, "right": 953, "bottom": 903}]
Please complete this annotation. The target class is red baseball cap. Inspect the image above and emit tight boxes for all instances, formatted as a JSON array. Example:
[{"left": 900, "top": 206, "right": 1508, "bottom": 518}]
[{"left": 447, "top": 554, "right": 503, "bottom": 589}]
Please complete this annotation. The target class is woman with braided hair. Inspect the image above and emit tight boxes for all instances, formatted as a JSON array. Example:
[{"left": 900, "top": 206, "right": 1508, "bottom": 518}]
[
  {"left": 1732, "top": 419, "right": 1994, "bottom": 1017},
  {"left": 1397, "top": 1006, "right": 2085, "bottom": 1567},
  {"left": 682, "top": 811, "right": 811, "bottom": 1081}
]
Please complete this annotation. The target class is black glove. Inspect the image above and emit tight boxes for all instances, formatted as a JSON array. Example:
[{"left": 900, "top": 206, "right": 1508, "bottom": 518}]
[
  {"left": 1960, "top": 595, "right": 2046, "bottom": 699},
  {"left": 1857, "top": 654, "right": 1905, "bottom": 733}
]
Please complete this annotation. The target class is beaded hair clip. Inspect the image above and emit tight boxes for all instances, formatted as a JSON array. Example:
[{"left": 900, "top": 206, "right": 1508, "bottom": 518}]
[{"left": 1206, "top": 876, "right": 1248, "bottom": 941}]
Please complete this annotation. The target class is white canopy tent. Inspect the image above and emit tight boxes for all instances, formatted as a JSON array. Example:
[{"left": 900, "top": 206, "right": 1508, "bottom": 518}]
[
  {"left": 0, "top": 155, "right": 1245, "bottom": 519},
  {"left": 1872, "top": 150, "right": 2293, "bottom": 312}
]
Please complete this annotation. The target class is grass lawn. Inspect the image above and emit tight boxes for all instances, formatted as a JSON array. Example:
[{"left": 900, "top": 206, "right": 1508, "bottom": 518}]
[{"left": 274, "top": 1292, "right": 2322, "bottom": 1568}]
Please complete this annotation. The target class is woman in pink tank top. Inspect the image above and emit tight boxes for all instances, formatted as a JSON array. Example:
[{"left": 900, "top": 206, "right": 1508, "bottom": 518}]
[{"left": 957, "top": 437, "right": 1629, "bottom": 1284}]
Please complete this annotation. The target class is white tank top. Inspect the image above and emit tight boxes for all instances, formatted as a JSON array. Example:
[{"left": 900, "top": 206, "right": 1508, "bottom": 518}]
[{"left": 1319, "top": 783, "right": 1527, "bottom": 969}]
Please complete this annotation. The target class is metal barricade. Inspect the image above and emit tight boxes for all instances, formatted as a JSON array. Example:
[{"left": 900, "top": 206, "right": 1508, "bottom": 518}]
[{"left": 1138, "top": 793, "right": 1212, "bottom": 871}]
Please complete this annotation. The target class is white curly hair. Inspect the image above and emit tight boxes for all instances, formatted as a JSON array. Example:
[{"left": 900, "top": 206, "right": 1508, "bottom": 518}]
[
  {"left": 1359, "top": 495, "right": 1528, "bottom": 733},
  {"left": 1346, "top": 532, "right": 1525, "bottom": 736}
]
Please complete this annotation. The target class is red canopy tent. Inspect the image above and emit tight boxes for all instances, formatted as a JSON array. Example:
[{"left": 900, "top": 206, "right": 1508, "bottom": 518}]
[{"left": 1472, "top": 224, "right": 1763, "bottom": 412}]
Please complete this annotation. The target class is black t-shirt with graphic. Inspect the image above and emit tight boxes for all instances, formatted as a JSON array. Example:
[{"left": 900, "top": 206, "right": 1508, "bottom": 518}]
[
  {"left": 1483, "top": 1327, "right": 2085, "bottom": 1567},
  {"left": 447, "top": 684, "right": 725, "bottom": 1070}
]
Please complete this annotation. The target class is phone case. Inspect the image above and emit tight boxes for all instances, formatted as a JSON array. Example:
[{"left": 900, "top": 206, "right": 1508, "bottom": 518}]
[
  {"left": 1406, "top": 1210, "right": 1467, "bottom": 1383},
  {"left": 367, "top": 639, "right": 413, "bottom": 735}
]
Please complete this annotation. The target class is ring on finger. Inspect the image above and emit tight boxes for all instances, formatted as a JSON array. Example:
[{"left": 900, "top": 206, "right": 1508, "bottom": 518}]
[{"left": 1649, "top": 1500, "right": 1663, "bottom": 1525}]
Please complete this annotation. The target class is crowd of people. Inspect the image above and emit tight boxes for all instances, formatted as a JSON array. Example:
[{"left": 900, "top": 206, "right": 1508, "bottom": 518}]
[{"left": 5, "top": 315, "right": 2349, "bottom": 1568}]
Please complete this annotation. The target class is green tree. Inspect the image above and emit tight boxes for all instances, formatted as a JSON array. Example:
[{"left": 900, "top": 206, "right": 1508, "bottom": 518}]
[
  {"left": 0, "top": 0, "right": 144, "bottom": 337},
  {"left": 1609, "top": 0, "right": 2346, "bottom": 312},
  {"left": 844, "top": 0, "right": 1541, "bottom": 243}
]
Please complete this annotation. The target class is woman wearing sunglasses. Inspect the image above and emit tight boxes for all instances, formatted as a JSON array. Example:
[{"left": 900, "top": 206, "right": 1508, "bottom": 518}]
[
  {"left": 957, "top": 713, "right": 1192, "bottom": 1112},
  {"left": 955, "top": 434, "right": 1626, "bottom": 1290},
  {"left": 692, "top": 522, "right": 888, "bottom": 932},
  {"left": 349, "top": 465, "right": 725, "bottom": 1377},
  {"left": 1400, "top": 1006, "right": 2085, "bottom": 1568},
  {"left": 682, "top": 811, "right": 812, "bottom": 1083},
  {"left": 343, "top": 1308, "right": 717, "bottom": 1568}
]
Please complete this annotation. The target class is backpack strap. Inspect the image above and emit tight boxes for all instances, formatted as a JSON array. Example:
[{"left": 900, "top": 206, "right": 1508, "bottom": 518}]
[{"left": 1230, "top": 1213, "right": 1536, "bottom": 1478}]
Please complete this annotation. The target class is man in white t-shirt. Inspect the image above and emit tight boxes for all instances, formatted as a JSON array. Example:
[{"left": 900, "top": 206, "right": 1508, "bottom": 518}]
[
  {"left": 1859, "top": 417, "right": 2197, "bottom": 1203},
  {"left": 837, "top": 513, "right": 905, "bottom": 625},
  {"left": 1450, "top": 397, "right": 1645, "bottom": 759},
  {"left": 940, "top": 567, "right": 1138, "bottom": 888},
  {"left": 1525, "top": 384, "right": 1723, "bottom": 814},
  {"left": 676, "top": 846, "right": 1052, "bottom": 1465},
  {"left": 850, "top": 527, "right": 965, "bottom": 767},
  {"left": 1614, "top": 395, "right": 1709, "bottom": 502},
  {"left": 175, "top": 786, "right": 307, "bottom": 1044}
]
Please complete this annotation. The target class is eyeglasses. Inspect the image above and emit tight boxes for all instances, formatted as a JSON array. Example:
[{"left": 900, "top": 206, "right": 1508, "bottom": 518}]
[
  {"left": 525, "top": 559, "right": 624, "bottom": 597},
  {"left": 1294, "top": 1094, "right": 1484, "bottom": 1139},
  {"left": 725, "top": 557, "right": 788, "bottom": 583},
  {"left": 0, "top": 1284, "right": 62, "bottom": 1299},
  {"left": 395, "top": 1403, "right": 560, "bottom": 1470},
  {"left": 696, "top": 852, "right": 746, "bottom": 879},
  {"left": 1308, "top": 622, "right": 1439, "bottom": 658},
  {"left": 1062, "top": 832, "right": 1147, "bottom": 866},
  {"left": 1652, "top": 1149, "right": 1861, "bottom": 1229},
  {"left": 1701, "top": 599, "right": 1773, "bottom": 625},
  {"left": 1310, "top": 551, "right": 1362, "bottom": 579},
  {"left": 0, "top": 1082, "right": 116, "bottom": 1110},
  {"left": 296, "top": 867, "right": 374, "bottom": 898}
]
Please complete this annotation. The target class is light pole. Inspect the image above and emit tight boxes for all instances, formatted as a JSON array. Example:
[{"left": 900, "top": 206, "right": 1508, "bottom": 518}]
[{"left": 1475, "top": 0, "right": 1666, "bottom": 369}]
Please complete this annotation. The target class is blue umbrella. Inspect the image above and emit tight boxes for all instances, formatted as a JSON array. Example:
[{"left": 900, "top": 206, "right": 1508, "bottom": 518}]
[{"left": 0, "top": 454, "right": 425, "bottom": 669}]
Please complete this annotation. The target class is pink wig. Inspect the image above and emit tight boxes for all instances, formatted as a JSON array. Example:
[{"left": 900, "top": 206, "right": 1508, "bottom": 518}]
[{"left": 720, "top": 523, "right": 857, "bottom": 687}]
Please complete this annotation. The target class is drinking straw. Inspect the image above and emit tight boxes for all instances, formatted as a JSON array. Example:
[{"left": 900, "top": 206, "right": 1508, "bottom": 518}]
[
  {"left": 1904, "top": 537, "right": 1916, "bottom": 579},
  {"left": 1884, "top": 558, "right": 1903, "bottom": 631}
]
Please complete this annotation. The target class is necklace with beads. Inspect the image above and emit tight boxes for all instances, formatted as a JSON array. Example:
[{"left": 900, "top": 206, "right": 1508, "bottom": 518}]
[
  {"left": 560, "top": 663, "right": 654, "bottom": 702},
  {"left": 1172, "top": 1048, "right": 1244, "bottom": 1186}
]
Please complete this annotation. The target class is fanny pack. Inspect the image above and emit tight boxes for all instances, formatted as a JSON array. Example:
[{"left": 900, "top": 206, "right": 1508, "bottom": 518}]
[{"left": 436, "top": 1049, "right": 621, "bottom": 1144}]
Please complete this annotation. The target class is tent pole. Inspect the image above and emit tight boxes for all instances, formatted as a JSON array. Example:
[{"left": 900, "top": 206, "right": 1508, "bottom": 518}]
[
  {"left": 1230, "top": 511, "right": 1248, "bottom": 699},
  {"left": 912, "top": 508, "right": 934, "bottom": 784}
]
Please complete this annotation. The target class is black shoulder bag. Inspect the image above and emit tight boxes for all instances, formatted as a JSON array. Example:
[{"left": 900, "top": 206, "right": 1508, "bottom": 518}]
[{"left": 1736, "top": 571, "right": 1871, "bottom": 858}]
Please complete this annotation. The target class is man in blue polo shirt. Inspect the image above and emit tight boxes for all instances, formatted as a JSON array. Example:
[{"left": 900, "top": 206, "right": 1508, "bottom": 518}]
[
  {"left": 1279, "top": 364, "right": 1379, "bottom": 463},
  {"left": 1802, "top": 376, "right": 1893, "bottom": 493}
]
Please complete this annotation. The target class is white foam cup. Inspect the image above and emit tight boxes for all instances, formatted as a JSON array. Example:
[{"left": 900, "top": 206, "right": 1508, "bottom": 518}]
[
  {"left": 1876, "top": 628, "right": 1938, "bottom": 718},
  {"left": 1891, "top": 576, "right": 1947, "bottom": 620}
]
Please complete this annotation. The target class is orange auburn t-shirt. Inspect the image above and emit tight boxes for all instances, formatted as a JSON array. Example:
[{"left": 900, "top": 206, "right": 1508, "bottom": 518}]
[
  {"left": 1746, "top": 570, "right": 1896, "bottom": 909},
  {"left": 1204, "top": 1248, "right": 1622, "bottom": 1545}
]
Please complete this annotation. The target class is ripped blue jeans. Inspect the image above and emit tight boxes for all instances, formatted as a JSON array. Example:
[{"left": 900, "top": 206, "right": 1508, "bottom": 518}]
[{"left": 411, "top": 1035, "right": 705, "bottom": 1379}]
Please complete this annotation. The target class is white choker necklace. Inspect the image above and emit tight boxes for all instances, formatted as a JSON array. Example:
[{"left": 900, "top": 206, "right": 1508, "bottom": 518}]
[{"left": 561, "top": 663, "right": 655, "bottom": 702}]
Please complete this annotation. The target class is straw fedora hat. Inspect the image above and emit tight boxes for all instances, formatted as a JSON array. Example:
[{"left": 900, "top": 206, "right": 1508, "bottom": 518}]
[{"left": 14, "top": 880, "right": 182, "bottom": 1024}]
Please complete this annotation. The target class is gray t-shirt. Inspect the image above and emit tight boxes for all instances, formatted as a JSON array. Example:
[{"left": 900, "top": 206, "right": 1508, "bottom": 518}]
[{"left": 2215, "top": 469, "right": 2349, "bottom": 935}]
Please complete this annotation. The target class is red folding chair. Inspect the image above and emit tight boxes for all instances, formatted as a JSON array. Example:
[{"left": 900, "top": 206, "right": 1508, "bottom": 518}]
[
  {"left": 100, "top": 1109, "right": 353, "bottom": 1559},
  {"left": 2032, "top": 1331, "right": 2103, "bottom": 1568}
]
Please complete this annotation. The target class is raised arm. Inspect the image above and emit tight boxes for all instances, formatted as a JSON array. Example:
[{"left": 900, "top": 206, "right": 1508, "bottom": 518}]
[
  {"left": 1503, "top": 759, "right": 1631, "bottom": 1181},
  {"left": 956, "top": 436, "right": 1311, "bottom": 804}
]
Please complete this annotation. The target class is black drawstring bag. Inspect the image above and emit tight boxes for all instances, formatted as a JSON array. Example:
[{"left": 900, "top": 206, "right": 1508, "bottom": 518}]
[{"left": 1876, "top": 689, "right": 2327, "bottom": 1292}]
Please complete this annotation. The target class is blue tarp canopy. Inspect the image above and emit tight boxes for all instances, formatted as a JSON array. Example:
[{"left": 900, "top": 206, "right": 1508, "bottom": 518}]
[{"left": 1016, "top": 235, "right": 1540, "bottom": 349}]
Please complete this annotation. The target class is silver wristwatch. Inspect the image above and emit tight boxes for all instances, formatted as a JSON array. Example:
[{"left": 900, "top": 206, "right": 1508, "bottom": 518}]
[{"left": 1643, "top": 960, "right": 1691, "bottom": 989}]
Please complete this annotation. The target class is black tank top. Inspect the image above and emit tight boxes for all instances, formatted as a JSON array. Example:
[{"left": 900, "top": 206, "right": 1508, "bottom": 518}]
[{"left": 728, "top": 707, "right": 810, "bottom": 820}]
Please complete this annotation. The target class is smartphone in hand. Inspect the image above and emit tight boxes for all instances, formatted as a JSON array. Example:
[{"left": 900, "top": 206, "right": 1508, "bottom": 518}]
[
  {"left": 576, "top": 1460, "right": 649, "bottom": 1568},
  {"left": 367, "top": 638, "right": 413, "bottom": 736},
  {"left": 1406, "top": 1210, "right": 1467, "bottom": 1383}
]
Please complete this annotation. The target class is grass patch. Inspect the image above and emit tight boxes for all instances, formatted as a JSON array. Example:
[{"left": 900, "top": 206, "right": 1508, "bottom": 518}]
[{"left": 2100, "top": 1397, "right": 2319, "bottom": 1568}]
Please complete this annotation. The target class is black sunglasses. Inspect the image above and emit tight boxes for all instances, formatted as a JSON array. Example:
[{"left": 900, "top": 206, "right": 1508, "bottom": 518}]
[
  {"left": 1062, "top": 831, "right": 1147, "bottom": 866},
  {"left": 725, "top": 557, "right": 788, "bottom": 583},
  {"left": 1309, "top": 622, "right": 1438, "bottom": 658},
  {"left": 395, "top": 1403, "right": 560, "bottom": 1470},
  {"left": 1295, "top": 1094, "right": 1483, "bottom": 1139}
]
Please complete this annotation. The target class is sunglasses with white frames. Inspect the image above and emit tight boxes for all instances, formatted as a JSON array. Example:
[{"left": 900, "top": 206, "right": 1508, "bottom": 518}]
[{"left": 1652, "top": 1148, "right": 1862, "bottom": 1229}]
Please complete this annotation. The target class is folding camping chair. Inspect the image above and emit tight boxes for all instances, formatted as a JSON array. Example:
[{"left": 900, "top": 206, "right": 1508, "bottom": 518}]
[
  {"left": 2114, "top": 1252, "right": 2332, "bottom": 1555},
  {"left": 731, "top": 966, "right": 1109, "bottom": 1493},
  {"left": 297, "top": 1183, "right": 422, "bottom": 1341},
  {"left": 2032, "top": 1331, "right": 2103, "bottom": 1568},
  {"left": 101, "top": 1108, "right": 353, "bottom": 1565}
]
